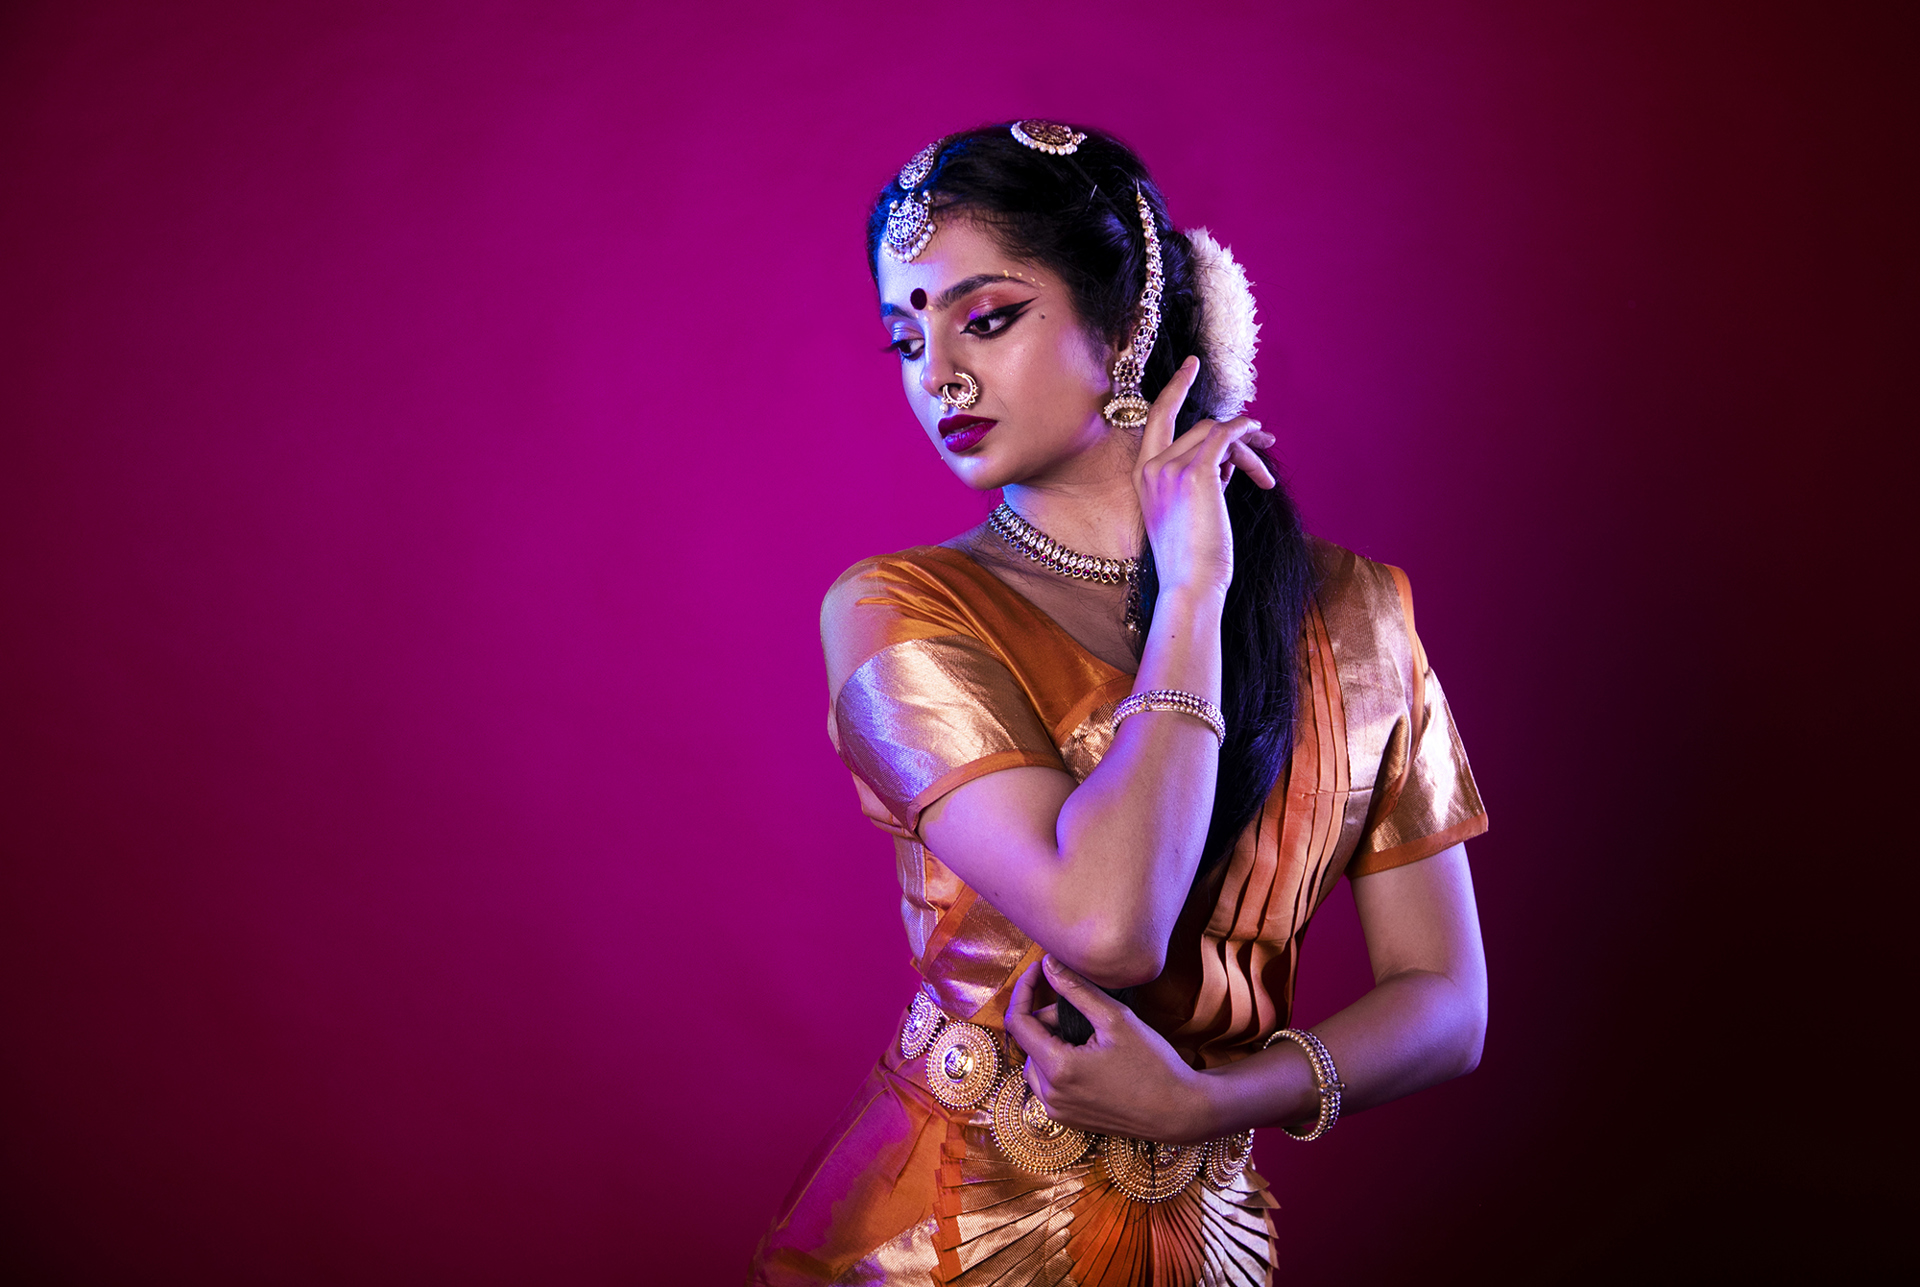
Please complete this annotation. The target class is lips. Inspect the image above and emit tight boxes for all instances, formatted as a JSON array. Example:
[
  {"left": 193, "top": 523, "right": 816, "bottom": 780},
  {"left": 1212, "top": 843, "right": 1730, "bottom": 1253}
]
[{"left": 939, "top": 415, "right": 997, "bottom": 453}]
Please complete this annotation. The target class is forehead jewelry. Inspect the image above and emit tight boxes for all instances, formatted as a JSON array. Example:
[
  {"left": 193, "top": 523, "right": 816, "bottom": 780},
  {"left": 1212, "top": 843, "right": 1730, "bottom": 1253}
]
[
  {"left": 938, "top": 371, "right": 980, "bottom": 411},
  {"left": 882, "top": 141, "right": 941, "bottom": 263},
  {"left": 1010, "top": 119, "right": 1087, "bottom": 155},
  {"left": 1102, "top": 187, "right": 1163, "bottom": 430}
]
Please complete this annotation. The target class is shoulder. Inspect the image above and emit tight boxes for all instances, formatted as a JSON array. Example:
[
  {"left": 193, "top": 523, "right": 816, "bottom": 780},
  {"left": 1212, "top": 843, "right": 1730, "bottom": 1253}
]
[
  {"left": 1307, "top": 536, "right": 1409, "bottom": 617},
  {"left": 820, "top": 545, "right": 1001, "bottom": 688},
  {"left": 1306, "top": 535, "right": 1422, "bottom": 673},
  {"left": 821, "top": 545, "right": 984, "bottom": 630}
]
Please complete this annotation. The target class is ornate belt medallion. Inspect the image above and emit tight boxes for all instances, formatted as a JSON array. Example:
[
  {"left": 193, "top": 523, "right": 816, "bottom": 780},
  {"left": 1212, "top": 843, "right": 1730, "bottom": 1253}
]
[
  {"left": 1105, "top": 1136, "right": 1207, "bottom": 1202},
  {"left": 1205, "top": 1129, "right": 1256, "bottom": 1188},
  {"left": 898, "top": 987, "right": 1257, "bottom": 1200},
  {"left": 991, "top": 1074, "right": 1092, "bottom": 1172},
  {"left": 899, "top": 989, "right": 944, "bottom": 1059},
  {"left": 925, "top": 1020, "right": 1001, "bottom": 1108}
]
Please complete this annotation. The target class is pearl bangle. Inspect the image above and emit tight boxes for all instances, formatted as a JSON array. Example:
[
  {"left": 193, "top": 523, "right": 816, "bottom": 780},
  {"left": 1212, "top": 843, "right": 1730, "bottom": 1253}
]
[
  {"left": 1263, "top": 1027, "right": 1345, "bottom": 1141},
  {"left": 1111, "top": 689, "right": 1227, "bottom": 747}
]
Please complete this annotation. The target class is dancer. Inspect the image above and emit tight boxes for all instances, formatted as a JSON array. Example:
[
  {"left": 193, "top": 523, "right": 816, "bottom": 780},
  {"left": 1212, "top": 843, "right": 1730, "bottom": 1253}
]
[{"left": 752, "top": 121, "right": 1489, "bottom": 1285}]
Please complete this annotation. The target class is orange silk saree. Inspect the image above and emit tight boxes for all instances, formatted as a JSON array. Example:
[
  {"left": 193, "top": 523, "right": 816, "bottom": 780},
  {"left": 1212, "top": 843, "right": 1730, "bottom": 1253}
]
[{"left": 751, "top": 538, "right": 1486, "bottom": 1286}]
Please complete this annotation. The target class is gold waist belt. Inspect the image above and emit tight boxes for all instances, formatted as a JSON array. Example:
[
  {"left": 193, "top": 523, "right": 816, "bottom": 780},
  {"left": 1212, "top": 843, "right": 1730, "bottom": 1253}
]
[{"left": 899, "top": 989, "right": 1255, "bottom": 1203}]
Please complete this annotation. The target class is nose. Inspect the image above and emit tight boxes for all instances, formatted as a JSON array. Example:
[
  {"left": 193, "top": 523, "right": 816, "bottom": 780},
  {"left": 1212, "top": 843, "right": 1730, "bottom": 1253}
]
[{"left": 917, "top": 330, "right": 956, "bottom": 404}]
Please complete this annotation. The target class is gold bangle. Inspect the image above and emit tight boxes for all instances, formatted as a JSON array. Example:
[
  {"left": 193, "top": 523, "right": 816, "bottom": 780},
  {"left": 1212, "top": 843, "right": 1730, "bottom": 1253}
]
[
  {"left": 1263, "top": 1027, "right": 1345, "bottom": 1141},
  {"left": 1110, "top": 689, "right": 1226, "bottom": 747}
]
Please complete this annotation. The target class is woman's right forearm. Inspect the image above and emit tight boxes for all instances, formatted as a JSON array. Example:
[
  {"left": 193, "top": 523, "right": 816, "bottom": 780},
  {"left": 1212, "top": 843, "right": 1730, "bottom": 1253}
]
[
  {"left": 916, "top": 374, "right": 1271, "bottom": 985},
  {"left": 1129, "top": 583, "right": 1227, "bottom": 703},
  {"left": 1045, "top": 584, "right": 1227, "bottom": 983}
]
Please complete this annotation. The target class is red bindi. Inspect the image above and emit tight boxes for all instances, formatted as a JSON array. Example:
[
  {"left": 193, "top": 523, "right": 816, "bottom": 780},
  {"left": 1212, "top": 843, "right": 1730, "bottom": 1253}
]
[{"left": 910, "top": 288, "right": 928, "bottom": 310}]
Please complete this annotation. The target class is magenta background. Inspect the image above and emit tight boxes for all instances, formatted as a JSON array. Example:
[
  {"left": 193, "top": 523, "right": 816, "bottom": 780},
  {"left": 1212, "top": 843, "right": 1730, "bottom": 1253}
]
[{"left": 0, "top": 2, "right": 1905, "bottom": 1282}]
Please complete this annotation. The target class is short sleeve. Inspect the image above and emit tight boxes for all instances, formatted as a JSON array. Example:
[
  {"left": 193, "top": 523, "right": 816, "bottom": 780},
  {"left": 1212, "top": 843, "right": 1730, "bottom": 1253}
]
[
  {"left": 1347, "top": 567, "right": 1489, "bottom": 877},
  {"left": 822, "top": 557, "right": 1064, "bottom": 836}
]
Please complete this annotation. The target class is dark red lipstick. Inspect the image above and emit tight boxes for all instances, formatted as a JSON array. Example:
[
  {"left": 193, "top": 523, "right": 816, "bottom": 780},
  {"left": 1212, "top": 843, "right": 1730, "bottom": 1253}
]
[{"left": 939, "top": 415, "right": 996, "bottom": 453}]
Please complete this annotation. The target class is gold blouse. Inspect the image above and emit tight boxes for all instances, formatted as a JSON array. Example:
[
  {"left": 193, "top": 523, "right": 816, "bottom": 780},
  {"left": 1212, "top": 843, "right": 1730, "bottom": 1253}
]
[
  {"left": 753, "top": 536, "right": 1488, "bottom": 1285},
  {"left": 824, "top": 536, "right": 1486, "bottom": 1069}
]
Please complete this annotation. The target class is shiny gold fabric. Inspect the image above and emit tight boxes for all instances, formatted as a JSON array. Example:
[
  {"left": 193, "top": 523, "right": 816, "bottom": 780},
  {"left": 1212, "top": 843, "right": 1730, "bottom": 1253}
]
[
  {"left": 837, "top": 636, "right": 1060, "bottom": 837},
  {"left": 752, "top": 540, "right": 1487, "bottom": 1285}
]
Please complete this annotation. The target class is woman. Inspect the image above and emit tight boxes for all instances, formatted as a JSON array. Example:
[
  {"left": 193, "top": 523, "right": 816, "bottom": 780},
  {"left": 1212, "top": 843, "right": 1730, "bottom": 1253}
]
[{"left": 752, "top": 122, "right": 1489, "bottom": 1286}]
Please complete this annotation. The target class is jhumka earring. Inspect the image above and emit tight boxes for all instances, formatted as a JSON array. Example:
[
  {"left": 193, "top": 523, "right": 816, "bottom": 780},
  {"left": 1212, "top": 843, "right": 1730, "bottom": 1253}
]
[
  {"left": 1004, "top": 123, "right": 1164, "bottom": 429},
  {"left": 938, "top": 372, "right": 981, "bottom": 411},
  {"left": 882, "top": 141, "right": 942, "bottom": 263},
  {"left": 1102, "top": 188, "right": 1164, "bottom": 430}
]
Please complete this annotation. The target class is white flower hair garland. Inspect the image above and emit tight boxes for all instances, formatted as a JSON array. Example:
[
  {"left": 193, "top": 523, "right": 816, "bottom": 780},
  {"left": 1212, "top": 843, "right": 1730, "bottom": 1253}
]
[{"left": 1184, "top": 227, "right": 1259, "bottom": 420}]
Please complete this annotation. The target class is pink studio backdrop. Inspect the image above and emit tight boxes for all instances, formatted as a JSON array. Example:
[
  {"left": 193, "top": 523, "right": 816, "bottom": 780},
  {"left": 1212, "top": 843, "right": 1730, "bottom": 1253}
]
[{"left": 1, "top": 2, "right": 1904, "bottom": 1282}]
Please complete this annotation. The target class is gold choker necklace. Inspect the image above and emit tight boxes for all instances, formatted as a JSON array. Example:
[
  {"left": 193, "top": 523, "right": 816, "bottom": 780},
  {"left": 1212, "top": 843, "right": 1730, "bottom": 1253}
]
[
  {"left": 988, "top": 503, "right": 1138, "bottom": 585},
  {"left": 988, "top": 502, "right": 1146, "bottom": 636}
]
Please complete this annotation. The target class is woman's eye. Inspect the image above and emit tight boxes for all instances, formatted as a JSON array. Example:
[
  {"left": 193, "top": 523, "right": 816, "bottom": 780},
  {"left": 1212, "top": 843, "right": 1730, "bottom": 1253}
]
[
  {"left": 963, "top": 302, "right": 1030, "bottom": 337},
  {"left": 885, "top": 336, "right": 924, "bottom": 360}
]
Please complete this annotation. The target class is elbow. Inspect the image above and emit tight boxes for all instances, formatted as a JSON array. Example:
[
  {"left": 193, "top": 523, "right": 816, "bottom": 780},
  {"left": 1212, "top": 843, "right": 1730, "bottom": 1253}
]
[
  {"left": 1457, "top": 1032, "right": 1485, "bottom": 1078},
  {"left": 1083, "top": 955, "right": 1164, "bottom": 991},
  {"left": 1455, "top": 991, "right": 1488, "bottom": 1078},
  {"left": 1062, "top": 930, "right": 1167, "bottom": 991}
]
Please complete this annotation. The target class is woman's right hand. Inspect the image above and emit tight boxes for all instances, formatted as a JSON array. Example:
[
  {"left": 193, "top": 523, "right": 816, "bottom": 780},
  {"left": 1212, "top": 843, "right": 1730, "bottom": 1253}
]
[{"left": 1133, "top": 356, "right": 1276, "bottom": 597}]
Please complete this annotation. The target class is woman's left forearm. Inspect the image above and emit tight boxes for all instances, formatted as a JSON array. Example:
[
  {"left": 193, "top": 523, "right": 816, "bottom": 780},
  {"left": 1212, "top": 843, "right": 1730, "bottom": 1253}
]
[
  {"left": 1181, "top": 846, "right": 1489, "bottom": 1140},
  {"left": 1011, "top": 848, "right": 1487, "bottom": 1147},
  {"left": 1183, "top": 966, "right": 1487, "bottom": 1139}
]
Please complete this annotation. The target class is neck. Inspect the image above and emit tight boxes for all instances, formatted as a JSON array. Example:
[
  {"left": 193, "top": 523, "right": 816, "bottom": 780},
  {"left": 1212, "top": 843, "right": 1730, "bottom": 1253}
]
[{"left": 1000, "top": 453, "right": 1143, "bottom": 562}]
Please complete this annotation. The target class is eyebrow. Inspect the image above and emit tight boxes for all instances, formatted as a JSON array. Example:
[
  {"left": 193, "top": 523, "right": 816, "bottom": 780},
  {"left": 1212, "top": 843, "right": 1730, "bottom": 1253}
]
[{"left": 879, "top": 273, "right": 1037, "bottom": 319}]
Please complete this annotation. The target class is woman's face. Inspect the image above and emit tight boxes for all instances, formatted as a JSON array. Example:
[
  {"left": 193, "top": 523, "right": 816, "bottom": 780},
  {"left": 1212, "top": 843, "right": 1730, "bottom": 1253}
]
[{"left": 876, "top": 213, "right": 1118, "bottom": 492}]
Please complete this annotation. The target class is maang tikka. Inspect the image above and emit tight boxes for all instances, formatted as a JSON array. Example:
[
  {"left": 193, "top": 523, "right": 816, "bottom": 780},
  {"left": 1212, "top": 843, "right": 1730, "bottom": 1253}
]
[
  {"left": 886, "top": 122, "right": 1088, "bottom": 262},
  {"left": 882, "top": 141, "right": 942, "bottom": 262},
  {"left": 887, "top": 124, "right": 1165, "bottom": 430}
]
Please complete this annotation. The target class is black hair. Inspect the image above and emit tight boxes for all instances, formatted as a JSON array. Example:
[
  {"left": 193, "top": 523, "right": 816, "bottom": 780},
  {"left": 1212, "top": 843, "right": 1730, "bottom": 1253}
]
[{"left": 868, "top": 124, "right": 1316, "bottom": 1040}]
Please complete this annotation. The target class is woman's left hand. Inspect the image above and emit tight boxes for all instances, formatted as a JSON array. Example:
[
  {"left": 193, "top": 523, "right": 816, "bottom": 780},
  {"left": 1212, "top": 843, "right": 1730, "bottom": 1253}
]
[{"left": 1004, "top": 956, "right": 1218, "bottom": 1145}]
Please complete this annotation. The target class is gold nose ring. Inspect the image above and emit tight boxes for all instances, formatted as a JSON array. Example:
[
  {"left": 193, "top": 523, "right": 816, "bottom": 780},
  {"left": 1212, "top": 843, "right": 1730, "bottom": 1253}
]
[{"left": 939, "top": 371, "right": 980, "bottom": 411}]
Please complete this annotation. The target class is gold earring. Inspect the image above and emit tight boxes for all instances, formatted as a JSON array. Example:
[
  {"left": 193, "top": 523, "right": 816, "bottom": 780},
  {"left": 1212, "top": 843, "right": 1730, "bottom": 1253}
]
[
  {"left": 939, "top": 371, "right": 980, "bottom": 411},
  {"left": 1102, "top": 188, "right": 1164, "bottom": 429}
]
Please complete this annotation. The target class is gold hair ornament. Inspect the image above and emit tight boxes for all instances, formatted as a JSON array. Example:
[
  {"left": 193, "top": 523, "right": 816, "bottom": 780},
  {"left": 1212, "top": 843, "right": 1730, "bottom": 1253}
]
[
  {"left": 1103, "top": 188, "right": 1164, "bottom": 429},
  {"left": 1006, "top": 125, "right": 1165, "bottom": 427},
  {"left": 1010, "top": 119, "right": 1087, "bottom": 155},
  {"left": 881, "top": 141, "right": 942, "bottom": 262}
]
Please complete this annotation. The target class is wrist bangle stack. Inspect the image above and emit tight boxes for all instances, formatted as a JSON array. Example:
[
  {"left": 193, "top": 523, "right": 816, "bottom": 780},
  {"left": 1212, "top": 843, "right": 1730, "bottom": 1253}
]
[
  {"left": 1263, "top": 1027, "right": 1345, "bottom": 1141},
  {"left": 1110, "top": 689, "right": 1226, "bottom": 747}
]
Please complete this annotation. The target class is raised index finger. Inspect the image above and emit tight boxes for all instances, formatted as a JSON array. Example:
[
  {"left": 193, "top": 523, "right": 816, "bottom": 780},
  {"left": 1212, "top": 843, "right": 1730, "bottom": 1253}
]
[{"left": 1140, "top": 355, "right": 1199, "bottom": 462}]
